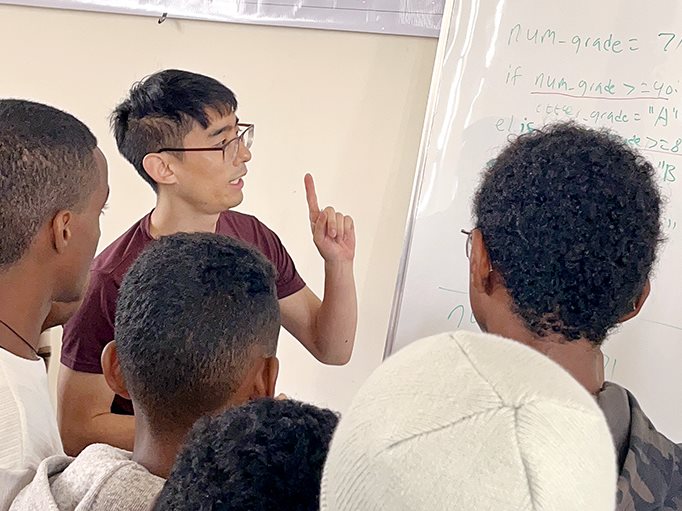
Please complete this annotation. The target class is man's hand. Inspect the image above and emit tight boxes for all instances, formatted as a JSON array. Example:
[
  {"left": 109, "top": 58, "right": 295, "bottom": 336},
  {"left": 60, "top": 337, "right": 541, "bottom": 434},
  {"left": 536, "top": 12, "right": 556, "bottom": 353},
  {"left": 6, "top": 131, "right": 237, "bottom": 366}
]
[{"left": 305, "top": 174, "right": 355, "bottom": 263}]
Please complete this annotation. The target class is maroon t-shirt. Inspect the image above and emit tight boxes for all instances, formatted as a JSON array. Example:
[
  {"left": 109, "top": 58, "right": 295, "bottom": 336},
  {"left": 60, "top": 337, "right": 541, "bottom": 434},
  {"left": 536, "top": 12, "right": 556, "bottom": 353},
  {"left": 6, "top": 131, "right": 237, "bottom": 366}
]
[{"left": 61, "top": 210, "right": 305, "bottom": 415}]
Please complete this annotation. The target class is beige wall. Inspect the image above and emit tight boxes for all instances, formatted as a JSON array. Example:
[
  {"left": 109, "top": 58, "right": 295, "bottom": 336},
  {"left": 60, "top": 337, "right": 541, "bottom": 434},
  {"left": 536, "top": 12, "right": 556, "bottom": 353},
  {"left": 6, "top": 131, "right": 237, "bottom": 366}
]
[{"left": 0, "top": 5, "right": 437, "bottom": 411}]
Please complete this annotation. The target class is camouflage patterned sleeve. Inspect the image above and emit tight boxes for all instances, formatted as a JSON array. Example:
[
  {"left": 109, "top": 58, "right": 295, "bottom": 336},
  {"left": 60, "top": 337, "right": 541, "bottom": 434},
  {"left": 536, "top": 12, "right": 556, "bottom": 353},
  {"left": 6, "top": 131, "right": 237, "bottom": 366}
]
[{"left": 615, "top": 389, "right": 682, "bottom": 510}]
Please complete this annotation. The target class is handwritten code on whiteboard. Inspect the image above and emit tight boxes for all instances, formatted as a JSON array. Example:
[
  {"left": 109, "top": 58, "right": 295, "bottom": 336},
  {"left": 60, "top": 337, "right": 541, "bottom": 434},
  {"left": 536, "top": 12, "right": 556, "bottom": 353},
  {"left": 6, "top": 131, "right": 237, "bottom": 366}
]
[
  {"left": 1, "top": 0, "right": 445, "bottom": 37},
  {"left": 389, "top": 0, "right": 682, "bottom": 441}
]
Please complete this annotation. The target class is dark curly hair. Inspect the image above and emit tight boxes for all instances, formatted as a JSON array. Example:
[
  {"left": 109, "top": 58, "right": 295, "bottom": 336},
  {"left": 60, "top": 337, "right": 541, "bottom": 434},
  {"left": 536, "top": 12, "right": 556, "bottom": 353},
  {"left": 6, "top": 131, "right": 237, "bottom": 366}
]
[
  {"left": 153, "top": 399, "right": 339, "bottom": 511},
  {"left": 473, "top": 122, "right": 663, "bottom": 344}
]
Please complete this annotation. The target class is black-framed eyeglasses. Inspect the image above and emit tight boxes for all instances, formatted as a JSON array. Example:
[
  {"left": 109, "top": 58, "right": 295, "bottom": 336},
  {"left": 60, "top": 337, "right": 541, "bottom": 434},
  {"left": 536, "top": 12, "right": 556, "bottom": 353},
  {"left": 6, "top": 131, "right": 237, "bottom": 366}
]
[
  {"left": 158, "top": 123, "right": 254, "bottom": 162},
  {"left": 461, "top": 229, "right": 473, "bottom": 259}
]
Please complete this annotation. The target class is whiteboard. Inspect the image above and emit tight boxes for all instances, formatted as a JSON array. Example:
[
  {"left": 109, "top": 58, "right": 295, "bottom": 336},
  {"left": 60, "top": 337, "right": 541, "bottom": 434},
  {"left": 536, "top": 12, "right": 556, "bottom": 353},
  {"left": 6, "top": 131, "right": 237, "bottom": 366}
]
[
  {"left": 387, "top": 0, "right": 682, "bottom": 442},
  {"left": 1, "top": 0, "right": 444, "bottom": 37}
]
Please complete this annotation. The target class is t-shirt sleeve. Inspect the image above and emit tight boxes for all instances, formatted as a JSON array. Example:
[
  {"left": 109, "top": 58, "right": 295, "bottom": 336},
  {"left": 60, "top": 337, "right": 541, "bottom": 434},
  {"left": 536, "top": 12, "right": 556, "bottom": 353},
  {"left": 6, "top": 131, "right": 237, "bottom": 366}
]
[
  {"left": 60, "top": 270, "right": 118, "bottom": 374},
  {"left": 255, "top": 221, "right": 306, "bottom": 299}
]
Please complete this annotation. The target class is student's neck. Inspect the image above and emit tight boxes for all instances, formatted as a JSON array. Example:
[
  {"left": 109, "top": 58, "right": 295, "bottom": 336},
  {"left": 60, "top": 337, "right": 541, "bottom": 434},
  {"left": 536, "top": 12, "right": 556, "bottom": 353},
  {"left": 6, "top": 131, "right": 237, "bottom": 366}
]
[
  {"left": 149, "top": 192, "right": 221, "bottom": 239},
  {"left": 487, "top": 318, "right": 605, "bottom": 395},
  {"left": 525, "top": 336, "right": 604, "bottom": 395},
  {"left": 132, "top": 418, "right": 188, "bottom": 479},
  {"left": 0, "top": 262, "right": 51, "bottom": 359}
]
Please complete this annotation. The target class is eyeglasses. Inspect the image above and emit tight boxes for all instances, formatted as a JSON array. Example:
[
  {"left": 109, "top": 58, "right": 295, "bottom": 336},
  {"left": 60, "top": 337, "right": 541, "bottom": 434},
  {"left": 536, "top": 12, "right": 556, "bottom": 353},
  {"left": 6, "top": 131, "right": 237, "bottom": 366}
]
[
  {"left": 158, "top": 123, "right": 254, "bottom": 162},
  {"left": 461, "top": 229, "right": 472, "bottom": 258}
]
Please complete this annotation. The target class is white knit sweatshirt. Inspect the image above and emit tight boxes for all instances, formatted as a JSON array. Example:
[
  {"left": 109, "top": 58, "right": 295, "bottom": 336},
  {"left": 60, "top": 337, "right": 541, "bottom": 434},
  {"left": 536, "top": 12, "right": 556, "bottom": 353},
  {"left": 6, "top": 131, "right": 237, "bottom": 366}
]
[{"left": 321, "top": 331, "right": 617, "bottom": 511}]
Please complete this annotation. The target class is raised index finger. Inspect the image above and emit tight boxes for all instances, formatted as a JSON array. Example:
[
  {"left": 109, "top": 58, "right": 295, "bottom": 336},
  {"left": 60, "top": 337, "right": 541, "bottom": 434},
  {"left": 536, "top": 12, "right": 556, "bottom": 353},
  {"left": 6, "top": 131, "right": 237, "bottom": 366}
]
[{"left": 304, "top": 173, "right": 320, "bottom": 215}]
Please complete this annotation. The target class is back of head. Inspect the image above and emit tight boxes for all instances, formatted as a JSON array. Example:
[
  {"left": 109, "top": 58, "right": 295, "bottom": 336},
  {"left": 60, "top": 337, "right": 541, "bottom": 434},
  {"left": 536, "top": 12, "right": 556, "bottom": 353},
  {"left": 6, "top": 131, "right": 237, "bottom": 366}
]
[
  {"left": 114, "top": 232, "right": 280, "bottom": 432},
  {"left": 111, "top": 69, "right": 238, "bottom": 189},
  {"left": 321, "top": 331, "right": 617, "bottom": 510},
  {"left": 473, "top": 122, "right": 662, "bottom": 344},
  {"left": 153, "top": 398, "right": 339, "bottom": 511},
  {"left": 0, "top": 99, "right": 98, "bottom": 270}
]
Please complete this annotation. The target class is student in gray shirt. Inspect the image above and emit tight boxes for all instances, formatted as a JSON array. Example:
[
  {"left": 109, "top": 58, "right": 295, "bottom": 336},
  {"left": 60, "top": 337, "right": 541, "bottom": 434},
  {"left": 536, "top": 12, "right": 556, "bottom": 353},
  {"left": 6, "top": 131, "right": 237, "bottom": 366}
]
[{"left": 12, "top": 233, "right": 281, "bottom": 510}]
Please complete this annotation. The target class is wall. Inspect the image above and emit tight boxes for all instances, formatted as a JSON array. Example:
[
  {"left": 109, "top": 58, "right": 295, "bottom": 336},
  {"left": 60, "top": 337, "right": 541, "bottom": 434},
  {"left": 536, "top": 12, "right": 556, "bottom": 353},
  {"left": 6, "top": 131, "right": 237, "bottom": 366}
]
[{"left": 0, "top": 4, "right": 437, "bottom": 411}]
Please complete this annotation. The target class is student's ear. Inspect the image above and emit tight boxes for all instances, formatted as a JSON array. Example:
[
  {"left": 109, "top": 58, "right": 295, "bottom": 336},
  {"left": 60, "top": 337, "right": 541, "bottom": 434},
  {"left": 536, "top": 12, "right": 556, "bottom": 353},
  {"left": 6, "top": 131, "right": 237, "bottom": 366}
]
[
  {"left": 51, "top": 210, "right": 73, "bottom": 254},
  {"left": 101, "top": 341, "right": 131, "bottom": 399},
  {"left": 142, "top": 153, "right": 178, "bottom": 187},
  {"left": 619, "top": 279, "right": 651, "bottom": 323},
  {"left": 251, "top": 356, "right": 279, "bottom": 399},
  {"left": 469, "top": 228, "right": 495, "bottom": 296}
]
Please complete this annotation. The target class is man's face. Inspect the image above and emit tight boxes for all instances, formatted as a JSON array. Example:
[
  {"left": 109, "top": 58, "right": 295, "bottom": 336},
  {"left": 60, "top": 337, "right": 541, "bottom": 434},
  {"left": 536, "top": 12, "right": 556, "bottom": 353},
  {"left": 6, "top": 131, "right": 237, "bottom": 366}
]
[
  {"left": 167, "top": 109, "right": 252, "bottom": 214},
  {"left": 56, "top": 147, "right": 109, "bottom": 302}
]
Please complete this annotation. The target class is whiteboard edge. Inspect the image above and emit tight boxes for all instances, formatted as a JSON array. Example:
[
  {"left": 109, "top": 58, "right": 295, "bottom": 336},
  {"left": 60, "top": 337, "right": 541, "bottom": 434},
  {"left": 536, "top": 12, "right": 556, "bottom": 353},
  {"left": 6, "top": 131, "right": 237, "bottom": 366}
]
[
  {"left": 383, "top": 0, "right": 458, "bottom": 359},
  {"left": 0, "top": 1, "right": 442, "bottom": 38}
]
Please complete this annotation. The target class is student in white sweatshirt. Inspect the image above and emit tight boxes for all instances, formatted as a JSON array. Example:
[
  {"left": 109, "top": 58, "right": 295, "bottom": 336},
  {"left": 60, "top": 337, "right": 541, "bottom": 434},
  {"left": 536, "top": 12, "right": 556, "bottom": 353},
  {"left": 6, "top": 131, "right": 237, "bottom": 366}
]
[
  {"left": 0, "top": 99, "right": 109, "bottom": 510},
  {"left": 11, "top": 233, "right": 282, "bottom": 510}
]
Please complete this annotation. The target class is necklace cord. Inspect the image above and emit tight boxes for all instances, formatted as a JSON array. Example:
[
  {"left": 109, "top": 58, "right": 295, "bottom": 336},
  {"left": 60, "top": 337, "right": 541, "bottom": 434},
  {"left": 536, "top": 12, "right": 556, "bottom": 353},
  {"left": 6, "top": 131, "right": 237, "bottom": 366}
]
[{"left": 0, "top": 319, "right": 39, "bottom": 357}]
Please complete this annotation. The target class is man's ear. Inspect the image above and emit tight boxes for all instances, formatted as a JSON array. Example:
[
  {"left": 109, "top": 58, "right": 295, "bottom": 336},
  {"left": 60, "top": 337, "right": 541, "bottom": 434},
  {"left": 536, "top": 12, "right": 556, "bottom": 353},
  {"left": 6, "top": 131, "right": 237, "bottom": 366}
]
[
  {"left": 101, "top": 341, "right": 130, "bottom": 399},
  {"left": 619, "top": 279, "right": 651, "bottom": 323},
  {"left": 51, "top": 210, "right": 73, "bottom": 254},
  {"left": 142, "top": 153, "right": 178, "bottom": 186},
  {"left": 251, "top": 356, "right": 279, "bottom": 399},
  {"left": 469, "top": 228, "right": 495, "bottom": 296}
]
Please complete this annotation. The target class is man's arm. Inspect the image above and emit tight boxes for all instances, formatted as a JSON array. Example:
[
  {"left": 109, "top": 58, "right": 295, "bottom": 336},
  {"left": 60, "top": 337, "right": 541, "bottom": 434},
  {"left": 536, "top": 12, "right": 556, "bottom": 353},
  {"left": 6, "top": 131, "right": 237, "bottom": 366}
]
[
  {"left": 57, "top": 366, "right": 135, "bottom": 455},
  {"left": 58, "top": 266, "right": 136, "bottom": 454},
  {"left": 279, "top": 175, "right": 357, "bottom": 365},
  {"left": 280, "top": 266, "right": 356, "bottom": 365}
]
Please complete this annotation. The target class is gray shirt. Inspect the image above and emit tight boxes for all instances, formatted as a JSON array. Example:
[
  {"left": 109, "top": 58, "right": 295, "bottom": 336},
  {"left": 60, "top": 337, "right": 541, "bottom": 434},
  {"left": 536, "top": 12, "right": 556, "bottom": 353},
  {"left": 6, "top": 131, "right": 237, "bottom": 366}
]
[
  {"left": 598, "top": 382, "right": 682, "bottom": 511},
  {"left": 10, "top": 443, "right": 164, "bottom": 511}
]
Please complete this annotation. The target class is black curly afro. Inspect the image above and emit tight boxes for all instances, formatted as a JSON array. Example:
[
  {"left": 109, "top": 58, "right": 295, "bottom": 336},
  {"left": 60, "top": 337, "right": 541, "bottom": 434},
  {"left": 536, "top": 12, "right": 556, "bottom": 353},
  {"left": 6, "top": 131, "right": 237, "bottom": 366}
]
[
  {"left": 153, "top": 398, "right": 339, "bottom": 511},
  {"left": 473, "top": 122, "right": 663, "bottom": 345}
]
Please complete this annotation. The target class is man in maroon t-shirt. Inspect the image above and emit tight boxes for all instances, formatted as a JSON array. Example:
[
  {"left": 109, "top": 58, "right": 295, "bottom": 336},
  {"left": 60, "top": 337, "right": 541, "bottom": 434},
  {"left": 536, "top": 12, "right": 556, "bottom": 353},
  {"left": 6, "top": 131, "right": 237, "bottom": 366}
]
[{"left": 57, "top": 69, "right": 358, "bottom": 455}]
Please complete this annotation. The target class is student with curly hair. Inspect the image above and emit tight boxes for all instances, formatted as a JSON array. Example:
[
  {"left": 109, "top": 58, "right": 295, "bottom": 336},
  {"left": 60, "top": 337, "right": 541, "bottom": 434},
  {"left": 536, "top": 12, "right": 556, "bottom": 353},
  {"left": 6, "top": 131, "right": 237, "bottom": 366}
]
[
  {"left": 465, "top": 122, "right": 680, "bottom": 509},
  {"left": 153, "top": 399, "right": 338, "bottom": 511}
]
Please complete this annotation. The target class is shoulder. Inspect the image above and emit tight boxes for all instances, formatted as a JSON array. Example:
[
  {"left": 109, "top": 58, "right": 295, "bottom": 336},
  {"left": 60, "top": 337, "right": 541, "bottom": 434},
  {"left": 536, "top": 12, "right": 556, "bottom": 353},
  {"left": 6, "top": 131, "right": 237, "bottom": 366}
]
[
  {"left": 80, "top": 444, "right": 161, "bottom": 480},
  {"left": 217, "top": 210, "right": 287, "bottom": 252},
  {"left": 627, "top": 389, "right": 682, "bottom": 462},
  {"left": 97, "top": 464, "right": 164, "bottom": 509},
  {"left": 615, "top": 385, "right": 682, "bottom": 507},
  {"left": 7, "top": 454, "right": 73, "bottom": 510},
  {"left": 218, "top": 210, "right": 275, "bottom": 235},
  {"left": 216, "top": 211, "right": 304, "bottom": 297},
  {"left": 0, "top": 353, "right": 58, "bottom": 469},
  {"left": 0, "top": 358, "right": 24, "bottom": 469},
  {"left": 77, "top": 444, "right": 165, "bottom": 508}
]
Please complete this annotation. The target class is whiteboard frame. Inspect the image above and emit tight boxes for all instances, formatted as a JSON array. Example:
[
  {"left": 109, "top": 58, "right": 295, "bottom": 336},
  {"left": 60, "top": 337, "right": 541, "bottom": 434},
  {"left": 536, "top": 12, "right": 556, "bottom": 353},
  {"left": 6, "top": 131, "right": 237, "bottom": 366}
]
[
  {"left": 383, "top": 0, "right": 457, "bottom": 358},
  {"left": 0, "top": 0, "right": 443, "bottom": 38}
]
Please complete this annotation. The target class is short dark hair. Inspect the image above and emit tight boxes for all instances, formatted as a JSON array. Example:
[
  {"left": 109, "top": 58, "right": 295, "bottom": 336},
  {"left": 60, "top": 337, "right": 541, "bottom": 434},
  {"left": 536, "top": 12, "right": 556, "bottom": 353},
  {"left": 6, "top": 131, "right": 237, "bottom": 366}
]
[
  {"left": 111, "top": 69, "right": 238, "bottom": 190},
  {"left": 153, "top": 399, "right": 339, "bottom": 511},
  {"left": 0, "top": 99, "right": 98, "bottom": 269},
  {"left": 114, "top": 233, "right": 279, "bottom": 431},
  {"left": 473, "top": 122, "right": 663, "bottom": 345}
]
